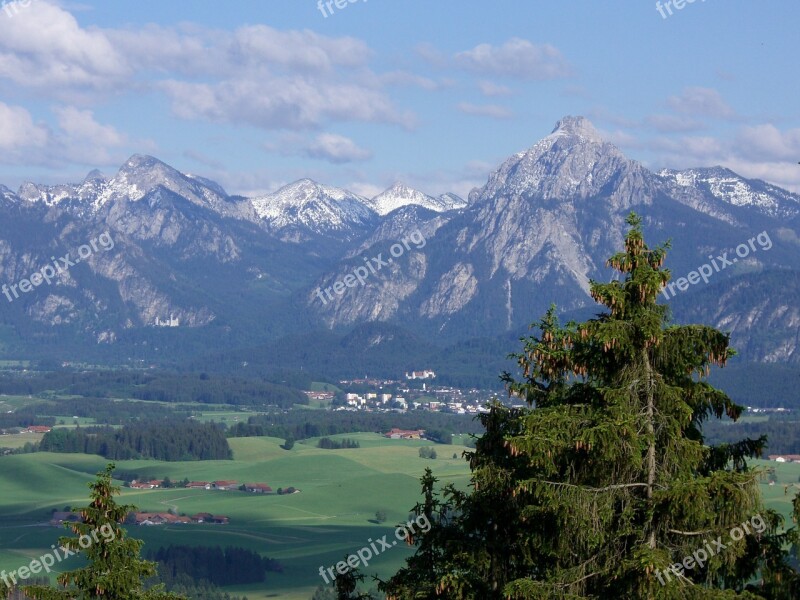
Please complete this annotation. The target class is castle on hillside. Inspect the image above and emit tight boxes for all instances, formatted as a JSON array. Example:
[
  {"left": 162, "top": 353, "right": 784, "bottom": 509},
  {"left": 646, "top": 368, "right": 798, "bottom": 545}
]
[
  {"left": 405, "top": 370, "right": 435, "bottom": 380},
  {"left": 154, "top": 315, "right": 180, "bottom": 327}
]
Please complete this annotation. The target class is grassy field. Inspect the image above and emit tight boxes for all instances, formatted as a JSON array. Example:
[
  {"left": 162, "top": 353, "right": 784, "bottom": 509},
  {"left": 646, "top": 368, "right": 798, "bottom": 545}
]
[
  {"left": 0, "top": 395, "right": 38, "bottom": 411},
  {"left": 0, "top": 434, "right": 471, "bottom": 599},
  {"left": 0, "top": 432, "right": 44, "bottom": 448},
  {"left": 1, "top": 440, "right": 795, "bottom": 599}
]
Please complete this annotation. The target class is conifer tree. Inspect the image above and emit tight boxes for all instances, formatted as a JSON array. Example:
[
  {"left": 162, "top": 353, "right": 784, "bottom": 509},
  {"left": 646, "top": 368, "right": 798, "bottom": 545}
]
[
  {"left": 384, "top": 213, "right": 800, "bottom": 599},
  {"left": 23, "top": 463, "right": 183, "bottom": 600}
]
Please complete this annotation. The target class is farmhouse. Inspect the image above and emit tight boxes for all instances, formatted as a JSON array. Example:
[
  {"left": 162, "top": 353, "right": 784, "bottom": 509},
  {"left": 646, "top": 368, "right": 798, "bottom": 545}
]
[
  {"left": 190, "top": 512, "right": 229, "bottom": 524},
  {"left": 26, "top": 426, "right": 52, "bottom": 433},
  {"left": 385, "top": 428, "right": 425, "bottom": 440},
  {"left": 130, "top": 512, "right": 229, "bottom": 525},
  {"left": 212, "top": 480, "right": 239, "bottom": 490},
  {"left": 186, "top": 481, "right": 211, "bottom": 489},
  {"left": 133, "top": 512, "right": 191, "bottom": 526},
  {"left": 244, "top": 483, "right": 272, "bottom": 493},
  {"left": 768, "top": 454, "right": 800, "bottom": 463},
  {"left": 130, "top": 479, "right": 163, "bottom": 489},
  {"left": 50, "top": 511, "right": 82, "bottom": 527}
]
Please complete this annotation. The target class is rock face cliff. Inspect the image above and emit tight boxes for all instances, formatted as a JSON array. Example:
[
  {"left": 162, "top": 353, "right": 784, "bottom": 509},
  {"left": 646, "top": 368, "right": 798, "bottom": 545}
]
[{"left": 1, "top": 116, "right": 798, "bottom": 363}]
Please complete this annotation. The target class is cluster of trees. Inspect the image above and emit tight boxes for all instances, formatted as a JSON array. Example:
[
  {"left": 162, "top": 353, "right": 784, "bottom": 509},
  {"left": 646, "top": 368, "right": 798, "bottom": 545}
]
[
  {"left": 0, "top": 442, "right": 38, "bottom": 456},
  {"left": 45, "top": 396, "right": 186, "bottom": 424},
  {"left": 311, "top": 585, "right": 385, "bottom": 600},
  {"left": 704, "top": 418, "right": 800, "bottom": 454},
  {"left": 372, "top": 216, "right": 800, "bottom": 599},
  {"left": 40, "top": 420, "right": 232, "bottom": 461},
  {"left": 418, "top": 447, "right": 437, "bottom": 460},
  {"left": 147, "top": 545, "right": 281, "bottom": 587},
  {"left": 150, "top": 579, "right": 248, "bottom": 600},
  {"left": 423, "top": 429, "right": 453, "bottom": 444},
  {"left": 0, "top": 371, "right": 306, "bottom": 408},
  {"left": 0, "top": 577, "right": 50, "bottom": 600},
  {"left": 0, "top": 408, "right": 54, "bottom": 429},
  {"left": 317, "top": 437, "right": 360, "bottom": 449},
  {"left": 228, "top": 410, "right": 481, "bottom": 442}
]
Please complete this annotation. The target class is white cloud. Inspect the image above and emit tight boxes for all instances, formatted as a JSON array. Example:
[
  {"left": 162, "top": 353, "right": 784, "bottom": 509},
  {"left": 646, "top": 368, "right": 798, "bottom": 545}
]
[
  {"left": 379, "top": 71, "right": 442, "bottom": 90},
  {"left": 0, "top": 3, "right": 415, "bottom": 131},
  {"left": 415, "top": 42, "right": 448, "bottom": 67},
  {"left": 231, "top": 25, "right": 370, "bottom": 71},
  {"left": 160, "top": 78, "right": 415, "bottom": 130},
  {"left": 303, "top": 133, "right": 372, "bottom": 164},
  {"left": 457, "top": 103, "right": 513, "bottom": 119},
  {"left": 53, "top": 106, "right": 127, "bottom": 147},
  {"left": 346, "top": 182, "right": 384, "bottom": 199},
  {"left": 0, "top": 102, "right": 140, "bottom": 167},
  {"left": 647, "top": 125, "right": 800, "bottom": 192},
  {"left": 667, "top": 87, "right": 735, "bottom": 119},
  {"left": 645, "top": 114, "right": 706, "bottom": 133},
  {"left": 477, "top": 81, "right": 512, "bottom": 97},
  {"left": 0, "top": 1, "right": 129, "bottom": 92},
  {"left": 455, "top": 38, "right": 571, "bottom": 80},
  {"left": 735, "top": 124, "right": 800, "bottom": 162},
  {"left": 0, "top": 102, "right": 50, "bottom": 158}
]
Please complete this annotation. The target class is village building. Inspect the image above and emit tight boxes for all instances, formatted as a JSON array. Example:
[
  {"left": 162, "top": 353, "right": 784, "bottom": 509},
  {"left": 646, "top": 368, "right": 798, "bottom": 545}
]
[
  {"left": 244, "top": 483, "right": 272, "bottom": 493},
  {"left": 212, "top": 480, "right": 239, "bottom": 490},
  {"left": 384, "top": 428, "right": 425, "bottom": 440}
]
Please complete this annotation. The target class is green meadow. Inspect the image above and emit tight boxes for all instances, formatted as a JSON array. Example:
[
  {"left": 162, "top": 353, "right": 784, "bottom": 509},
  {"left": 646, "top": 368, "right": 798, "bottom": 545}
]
[
  {"left": 1, "top": 436, "right": 794, "bottom": 599},
  {"left": 0, "top": 433, "right": 472, "bottom": 599}
]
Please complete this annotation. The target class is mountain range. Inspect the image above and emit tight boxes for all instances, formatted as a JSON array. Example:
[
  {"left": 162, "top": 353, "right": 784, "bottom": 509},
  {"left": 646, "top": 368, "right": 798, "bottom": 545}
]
[{"left": 1, "top": 116, "right": 798, "bottom": 382}]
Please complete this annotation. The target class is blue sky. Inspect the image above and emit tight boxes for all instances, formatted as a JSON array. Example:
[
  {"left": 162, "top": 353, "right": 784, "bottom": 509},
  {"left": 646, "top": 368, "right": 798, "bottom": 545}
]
[{"left": 0, "top": 0, "right": 798, "bottom": 198}]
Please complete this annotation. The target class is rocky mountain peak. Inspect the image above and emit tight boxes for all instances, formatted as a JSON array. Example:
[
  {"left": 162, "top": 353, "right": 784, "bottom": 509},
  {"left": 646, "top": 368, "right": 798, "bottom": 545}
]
[
  {"left": 468, "top": 115, "right": 653, "bottom": 208},
  {"left": 83, "top": 169, "right": 107, "bottom": 184},
  {"left": 550, "top": 115, "right": 603, "bottom": 143}
]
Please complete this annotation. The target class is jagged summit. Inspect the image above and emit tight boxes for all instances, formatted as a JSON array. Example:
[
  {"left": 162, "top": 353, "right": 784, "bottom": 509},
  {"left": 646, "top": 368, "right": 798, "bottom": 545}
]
[
  {"left": 469, "top": 115, "right": 651, "bottom": 208},
  {"left": 366, "top": 182, "right": 464, "bottom": 216},
  {"left": 83, "top": 169, "right": 107, "bottom": 184},
  {"left": 251, "top": 179, "right": 376, "bottom": 239},
  {"left": 550, "top": 115, "right": 603, "bottom": 143}
]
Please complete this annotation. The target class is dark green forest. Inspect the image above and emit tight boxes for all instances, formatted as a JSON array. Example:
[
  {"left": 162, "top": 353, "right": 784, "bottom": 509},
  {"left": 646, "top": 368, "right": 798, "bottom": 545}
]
[
  {"left": 148, "top": 545, "right": 281, "bottom": 586},
  {"left": 0, "top": 371, "right": 306, "bottom": 408},
  {"left": 227, "top": 410, "right": 481, "bottom": 441},
  {"left": 39, "top": 421, "right": 232, "bottom": 461}
]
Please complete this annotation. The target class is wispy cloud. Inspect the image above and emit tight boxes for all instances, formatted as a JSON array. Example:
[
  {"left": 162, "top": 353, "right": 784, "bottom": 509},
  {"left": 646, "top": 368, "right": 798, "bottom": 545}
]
[
  {"left": 303, "top": 133, "right": 373, "bottom": 164},
  {"left": 477, "top": 81, "right": 513, "bottom": 97},
  {"left": 455, "top": 38, "right": 571, "bottom": 80},
  {"left": 0, "top": 2, "right": 415, "bottom": 131},
  {"left": 0, "top": 101, "right": 133, "bottom": 167},
  {"left": 667, "top": 87, "right": 735, "bottom": 119},
  {"left": 457, "top": 103, "right": 513, "bottom": 120}
]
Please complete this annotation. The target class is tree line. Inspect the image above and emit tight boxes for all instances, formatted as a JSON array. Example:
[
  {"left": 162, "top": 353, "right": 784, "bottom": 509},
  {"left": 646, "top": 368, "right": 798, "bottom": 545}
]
[
  {"left": 39, "top": 420, "right": 232, "bottom": 461},
  {"left": 0, "top": 371, "right": 307, "bottom": 408},
  {"left": 317, "top": 437, "right": 360, "bottom": 449},
  {"left": 147, "top": 545, "right": 281, "bottom": 587},
  {"left": 227, "top": 410, "right": 482, "bottom": 442}
]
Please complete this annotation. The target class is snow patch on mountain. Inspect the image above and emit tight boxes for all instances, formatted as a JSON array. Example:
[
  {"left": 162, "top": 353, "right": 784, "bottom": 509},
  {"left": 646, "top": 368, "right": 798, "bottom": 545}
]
[
  {"left": 366, "top": 183, "right": 465, "bottom": 216},
  {"left": 251, "top": 179, "right": 376, "bottom": 237}
]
